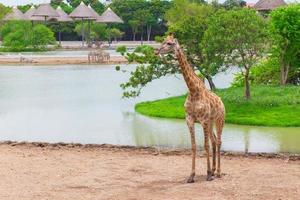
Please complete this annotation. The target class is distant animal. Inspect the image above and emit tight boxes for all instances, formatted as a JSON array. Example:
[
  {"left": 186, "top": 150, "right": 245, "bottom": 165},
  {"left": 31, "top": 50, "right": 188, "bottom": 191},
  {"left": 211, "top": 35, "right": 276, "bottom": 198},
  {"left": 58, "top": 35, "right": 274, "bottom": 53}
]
[
  {"left": 88, "top": 50, "right": 110, "bottom": 63},
  {"left": 20, "top": 56, "right": 33, "bottom": 63},
  {"left": 156, "top": 33, "right": 225, "bottom": 183}
]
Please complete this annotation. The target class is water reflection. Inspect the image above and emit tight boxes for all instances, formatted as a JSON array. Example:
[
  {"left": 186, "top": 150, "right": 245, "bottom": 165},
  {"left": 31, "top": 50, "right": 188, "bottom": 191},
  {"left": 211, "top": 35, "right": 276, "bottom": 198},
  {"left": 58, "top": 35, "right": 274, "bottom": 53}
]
[
  {"left": 131, "top": 115, "right": 300, "bottom": 153},
  {"left": 0, "top": 65, "right": 299, "bottom": 153}
]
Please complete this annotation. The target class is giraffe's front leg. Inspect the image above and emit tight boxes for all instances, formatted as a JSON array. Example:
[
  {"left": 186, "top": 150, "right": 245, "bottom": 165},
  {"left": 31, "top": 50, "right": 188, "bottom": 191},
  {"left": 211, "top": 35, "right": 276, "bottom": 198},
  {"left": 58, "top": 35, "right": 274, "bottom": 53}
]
[{"left": 186, "top": 115, "right": 196, "bottom": 183}]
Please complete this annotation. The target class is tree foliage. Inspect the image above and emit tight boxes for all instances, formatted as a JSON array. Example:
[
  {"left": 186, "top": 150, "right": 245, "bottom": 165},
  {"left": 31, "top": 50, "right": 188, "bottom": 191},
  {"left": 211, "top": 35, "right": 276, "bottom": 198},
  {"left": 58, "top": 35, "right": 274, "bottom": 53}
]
[
  {"left": 109, "top": 28, "right": 124, "bottom": 41},
  {"left": 116, "top": 45, "right": 178, "bottom": 98},
  {"left": 0, "top": 21, "right": 55, "bottom": 51},
  {"left": 166, "top": 0, "right": 218, "bottom": 89},
  {"left": 110, "top": 0, "right": 171, "bottom": 40},
  {"left": 0, "top": 3, "right": 11, "bottom": 21},
  {"left": 202, "top": 8, "right": 268, "bottom": 99},
  {"left": 223, "top": 0, "right": 247, "bottom": 9},
  {"left": 269, "top": 4, "right": 300, "bottom": 85}
]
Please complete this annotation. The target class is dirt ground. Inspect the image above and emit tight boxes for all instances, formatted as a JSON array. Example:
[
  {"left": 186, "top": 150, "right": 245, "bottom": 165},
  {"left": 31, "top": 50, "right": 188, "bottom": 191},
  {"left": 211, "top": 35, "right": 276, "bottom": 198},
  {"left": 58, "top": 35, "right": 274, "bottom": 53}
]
[{"left": 0, "top": 143, "right": 299, "bottom": 200}]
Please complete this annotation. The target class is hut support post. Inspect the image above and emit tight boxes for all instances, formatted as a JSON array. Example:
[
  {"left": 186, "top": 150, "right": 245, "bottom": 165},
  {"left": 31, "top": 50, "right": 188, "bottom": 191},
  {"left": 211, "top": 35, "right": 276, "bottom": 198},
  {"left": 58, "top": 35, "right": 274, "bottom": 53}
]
[
  {"left": 88, "top": 20, "right": 91, "bottom": 47},
  {"left": 81, "top": 18, "right": 84, "bottom": 48}
]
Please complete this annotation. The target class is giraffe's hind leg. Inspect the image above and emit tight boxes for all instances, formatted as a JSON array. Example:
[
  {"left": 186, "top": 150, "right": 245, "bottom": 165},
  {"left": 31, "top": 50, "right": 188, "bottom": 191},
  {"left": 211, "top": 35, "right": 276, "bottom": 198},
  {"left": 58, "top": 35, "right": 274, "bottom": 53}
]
[
  {"left": 202, "top": 122, "right": 213, "bottom": 181},
  {"left": 216, "top": 116, "right": 224, "bottom": 178},
  {"left": 209, "top": 123, "right": 217, "bottom": 176}
]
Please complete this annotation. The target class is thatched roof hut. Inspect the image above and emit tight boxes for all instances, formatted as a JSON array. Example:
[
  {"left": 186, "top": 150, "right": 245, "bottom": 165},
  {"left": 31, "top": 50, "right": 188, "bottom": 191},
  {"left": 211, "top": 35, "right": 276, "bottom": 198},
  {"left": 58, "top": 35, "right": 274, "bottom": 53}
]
[
  {"left": 24, "top": 5, "right": 44, "bottom": 21},
  {"left": 97, "top": 8, "right": 123, "bottom": 23},
  {"left": 53, "top": 6, "right": 73, "bottom": 22},
  {"left": 32, "top": 3, "right": 59, "bottom": 20},
  {"left": 254, "top": 0, "right": 287, "bottom": 11},
  {"left": 3, "top": 7, "right": 27, "bottom": 21},
  {"left": 69, "top": 2, "right": 99, "bottom": 20}
]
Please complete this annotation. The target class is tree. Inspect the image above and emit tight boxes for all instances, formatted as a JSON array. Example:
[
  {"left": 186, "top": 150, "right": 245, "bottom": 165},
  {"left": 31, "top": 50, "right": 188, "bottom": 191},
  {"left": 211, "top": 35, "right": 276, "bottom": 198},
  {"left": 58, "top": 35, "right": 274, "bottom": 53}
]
[
  {"left": 109, "top": 28, "right": 124, "bottom": 42},
  {"left": 74, "top": 22, "right": 89, "bottom": 42},
  {"left": 116, "top": 45, "right": 179, "bottom": 98},
  {"left": 223, "top": 0, "right": 247, "bottom": 9},
  {"left": 144, "top": 11, "right": 156, "bottom": 42},
  {"left": 32, "top": 24, "right": 56, "bottom": 49},
  {"left": 128, "top": 20, "right": 139, "bottom": 41},
  {"left": 1, "top": 21, "right": 55, "bottom": 50},
  {"left": 110, "top": 0, "right": 171, "bottom": 40},
  {"left": 92, "top": 24, "right": 107, "bottom": 39},
  {"left": 0, "top": 3, "right": 10, "bottom": 21},
  {"left": 66, "top": 0, "right": 104, "bottom": 14},
  {"left": 269, "top": 4, "right": 300, "bottom": 85},
  {"left": 166, "top": 0, "right": 218, "bottom": 90},
  {"left": 202, "top": 8, "right": 268, "bottom": 99},
  {"left": 17, "top": 5, "right": 31, "bottom": 13},
  {"left": 116, "top": 0, "right": 220, "bottom": 98},
  {"left": 1, "top": 21, "right": 32, "bottom": 50}
]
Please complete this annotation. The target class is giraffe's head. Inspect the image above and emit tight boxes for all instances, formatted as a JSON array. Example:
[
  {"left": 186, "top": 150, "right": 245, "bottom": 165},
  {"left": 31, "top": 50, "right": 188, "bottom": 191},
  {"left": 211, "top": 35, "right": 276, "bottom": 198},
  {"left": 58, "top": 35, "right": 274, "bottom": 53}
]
[{"left": 155, "top": 33, "right": 178, "bottom": 56}]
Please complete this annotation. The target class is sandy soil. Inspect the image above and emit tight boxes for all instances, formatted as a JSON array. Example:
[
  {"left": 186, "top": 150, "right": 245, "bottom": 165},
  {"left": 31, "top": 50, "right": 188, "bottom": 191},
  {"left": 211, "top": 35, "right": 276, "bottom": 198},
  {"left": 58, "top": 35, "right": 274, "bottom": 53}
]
[
  {"left": 0, "top": 143, "right": 299, "bottom": 200},
  {"left": 0, "top": 56, "right": 127, "bottom": 65}
]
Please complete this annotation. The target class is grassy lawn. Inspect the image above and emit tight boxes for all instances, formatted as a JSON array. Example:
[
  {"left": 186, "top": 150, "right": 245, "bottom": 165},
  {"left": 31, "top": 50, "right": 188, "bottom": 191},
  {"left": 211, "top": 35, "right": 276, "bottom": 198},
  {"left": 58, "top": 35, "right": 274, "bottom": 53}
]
[{"left": 135, "top": 85, "right": 300, "bottom": 127}]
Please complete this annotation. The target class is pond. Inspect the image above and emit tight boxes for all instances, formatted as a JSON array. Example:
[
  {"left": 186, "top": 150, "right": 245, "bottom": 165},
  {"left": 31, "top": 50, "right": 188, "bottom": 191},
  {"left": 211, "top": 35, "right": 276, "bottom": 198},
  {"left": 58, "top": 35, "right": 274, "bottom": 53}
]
[{"left": 0, "top": 65, "right": 299, "bottom": 153}]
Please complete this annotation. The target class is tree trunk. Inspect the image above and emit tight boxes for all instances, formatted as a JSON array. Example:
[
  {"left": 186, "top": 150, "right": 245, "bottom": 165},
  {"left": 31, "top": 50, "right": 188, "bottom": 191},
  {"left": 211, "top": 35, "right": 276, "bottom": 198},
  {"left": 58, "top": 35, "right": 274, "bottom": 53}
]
[
  {"left": 206, "top": 75, "right": 216, "bottom": 91},
  {"left": 244, "top": 69, "right": 251, "bottom": 100},
  {"left": 147, "top": 25, "right": 152, "bottom": 42},
  {"left": 58, "top": 31, "right": 62, "bottom": 47},
  {"left": 133, "top": 32, "right": 136, "bottom": 41},
  {"left": 280, "top": 60, "right": 289, "bottom": 85},
  {"left": 140, "top": 26, "right": 144, "bottom": 45}
]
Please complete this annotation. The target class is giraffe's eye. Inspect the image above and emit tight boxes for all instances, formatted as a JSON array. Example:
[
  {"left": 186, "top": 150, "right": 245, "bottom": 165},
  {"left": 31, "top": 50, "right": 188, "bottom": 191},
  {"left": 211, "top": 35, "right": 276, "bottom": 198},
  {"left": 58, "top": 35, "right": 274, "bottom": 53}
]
[{"left": 167, "top": 42, "right": 173, "bottom": 46}]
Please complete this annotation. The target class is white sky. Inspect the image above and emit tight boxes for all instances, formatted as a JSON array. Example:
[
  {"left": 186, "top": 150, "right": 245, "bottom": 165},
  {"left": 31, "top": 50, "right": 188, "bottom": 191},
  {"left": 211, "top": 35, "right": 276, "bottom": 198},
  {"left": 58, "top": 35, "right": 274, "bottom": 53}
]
[{"left": 0, "top": 0, "right": 298, "bottom": 6}]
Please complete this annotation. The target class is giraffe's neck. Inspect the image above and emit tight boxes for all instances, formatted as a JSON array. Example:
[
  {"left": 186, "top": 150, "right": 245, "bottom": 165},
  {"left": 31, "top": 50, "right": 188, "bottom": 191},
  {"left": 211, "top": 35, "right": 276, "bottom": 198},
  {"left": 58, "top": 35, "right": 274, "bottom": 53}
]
[{"left": 174, "top": 43, "right": 205, "bottom": 94}]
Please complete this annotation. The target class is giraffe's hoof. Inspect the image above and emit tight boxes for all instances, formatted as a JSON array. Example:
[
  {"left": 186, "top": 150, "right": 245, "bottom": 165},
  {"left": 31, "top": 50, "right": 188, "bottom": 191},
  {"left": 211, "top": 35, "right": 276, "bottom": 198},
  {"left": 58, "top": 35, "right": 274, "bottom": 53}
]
[
  {"left": 216, "top": 173, "right": 221, "bottom": 178},
  {"left": 206, "top": 175, "right": 213, "bottom": 181},
  {"left": 187, "top": 175, "right": 195, "bottom": 183},
  {"left": 187, "top": 178, "right": 195, "bottom": 183}
]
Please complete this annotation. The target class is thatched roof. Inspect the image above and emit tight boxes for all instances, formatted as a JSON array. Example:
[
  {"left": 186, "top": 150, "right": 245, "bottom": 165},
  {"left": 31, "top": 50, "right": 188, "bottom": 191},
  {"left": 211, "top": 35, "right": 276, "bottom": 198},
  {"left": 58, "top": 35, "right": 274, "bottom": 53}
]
[
  {"left": 97, "top": 8, "right": 123, "bottom": 23},
  {"left": 88, "top": 4, "right": 100, "bottom": 19},
  {"left": 69, "top": 2, "right": 99, "bottom": 19},
  {"left": 24, "top": 6, "right": 45, "bottom": 21},
  {"left": 33, "top": 3, "right": 59, "bottom": 18},
  {"left": 52, "top": 6, "right": 73, "bottom": 22},
  {"left": 3, "top": 7, "right": 27, "bottom": 21},
  {"left": 254, "top": 0, "right": 287, "bottom": 11}
]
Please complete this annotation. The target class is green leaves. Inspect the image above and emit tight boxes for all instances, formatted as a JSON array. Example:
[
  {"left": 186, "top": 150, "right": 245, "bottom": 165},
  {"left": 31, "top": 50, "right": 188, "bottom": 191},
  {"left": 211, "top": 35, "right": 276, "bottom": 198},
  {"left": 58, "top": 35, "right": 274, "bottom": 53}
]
[
  {"left": 116, "top": 45, "right": 179, "bottom": 98},
  {"left": 269, "top": 4, "right": 300, "bottom": 84},
  {"left": 1, "top": 21, "right": 55, "bottom": 51}
]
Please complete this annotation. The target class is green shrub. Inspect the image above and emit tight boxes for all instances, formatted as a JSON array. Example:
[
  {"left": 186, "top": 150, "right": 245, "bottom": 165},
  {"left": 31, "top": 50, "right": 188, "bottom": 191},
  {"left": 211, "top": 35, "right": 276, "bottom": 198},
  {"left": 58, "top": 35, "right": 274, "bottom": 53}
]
[
  {"left": 231, "top": 57, "right": 280, "bottom": 87},
  {"left": 0, "top": 21, "right": 55, "bottom": 51},
  {"left": 154, "top": 35, "right": 164, "bottom": 43},
  {"left": 1, "top": 21, "right": 32, "bottom": 50},
  {"left": 32, "top": 24, "right": 55, "bottom": 49}
]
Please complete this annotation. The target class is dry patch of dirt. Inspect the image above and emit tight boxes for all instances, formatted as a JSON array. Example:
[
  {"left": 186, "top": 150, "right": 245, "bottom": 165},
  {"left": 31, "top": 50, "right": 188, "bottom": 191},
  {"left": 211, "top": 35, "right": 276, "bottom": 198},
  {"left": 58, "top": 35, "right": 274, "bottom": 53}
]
[{"left": 0, "top": 143, "right": 299, "bottom": 200}]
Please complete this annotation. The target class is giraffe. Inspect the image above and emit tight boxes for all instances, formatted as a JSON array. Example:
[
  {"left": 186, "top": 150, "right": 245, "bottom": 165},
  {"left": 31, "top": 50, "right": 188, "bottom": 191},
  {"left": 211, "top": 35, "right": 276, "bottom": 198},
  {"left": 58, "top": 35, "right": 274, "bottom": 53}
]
[{"left": 156, "top": 33, "right": 225, "bottom": 183}]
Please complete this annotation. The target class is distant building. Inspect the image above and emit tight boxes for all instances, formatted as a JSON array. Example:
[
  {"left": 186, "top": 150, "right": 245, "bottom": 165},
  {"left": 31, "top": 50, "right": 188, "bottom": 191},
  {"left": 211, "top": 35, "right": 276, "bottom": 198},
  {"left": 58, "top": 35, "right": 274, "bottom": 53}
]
[{"left": 254, "top": 0, "right": 287, "bottom": 13}]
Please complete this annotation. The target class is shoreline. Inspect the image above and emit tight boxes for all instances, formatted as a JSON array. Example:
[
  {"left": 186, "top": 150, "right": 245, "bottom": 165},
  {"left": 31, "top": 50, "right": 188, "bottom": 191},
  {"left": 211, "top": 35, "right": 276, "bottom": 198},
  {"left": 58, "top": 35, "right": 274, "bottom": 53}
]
[
  {"left": 1, "top": 141, "right": 299, "bottom": 160},
  {"left": 0, "top": 56, "right": 128, "bottom": 66}
]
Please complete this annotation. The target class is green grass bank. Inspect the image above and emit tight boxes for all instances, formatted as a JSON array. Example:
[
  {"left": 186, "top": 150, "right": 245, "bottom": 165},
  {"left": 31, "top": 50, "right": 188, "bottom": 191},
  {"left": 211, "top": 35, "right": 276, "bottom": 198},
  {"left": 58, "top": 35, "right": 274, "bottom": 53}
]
[{"left": 135, "top": 86, "right": 300, "bottom": 127}]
